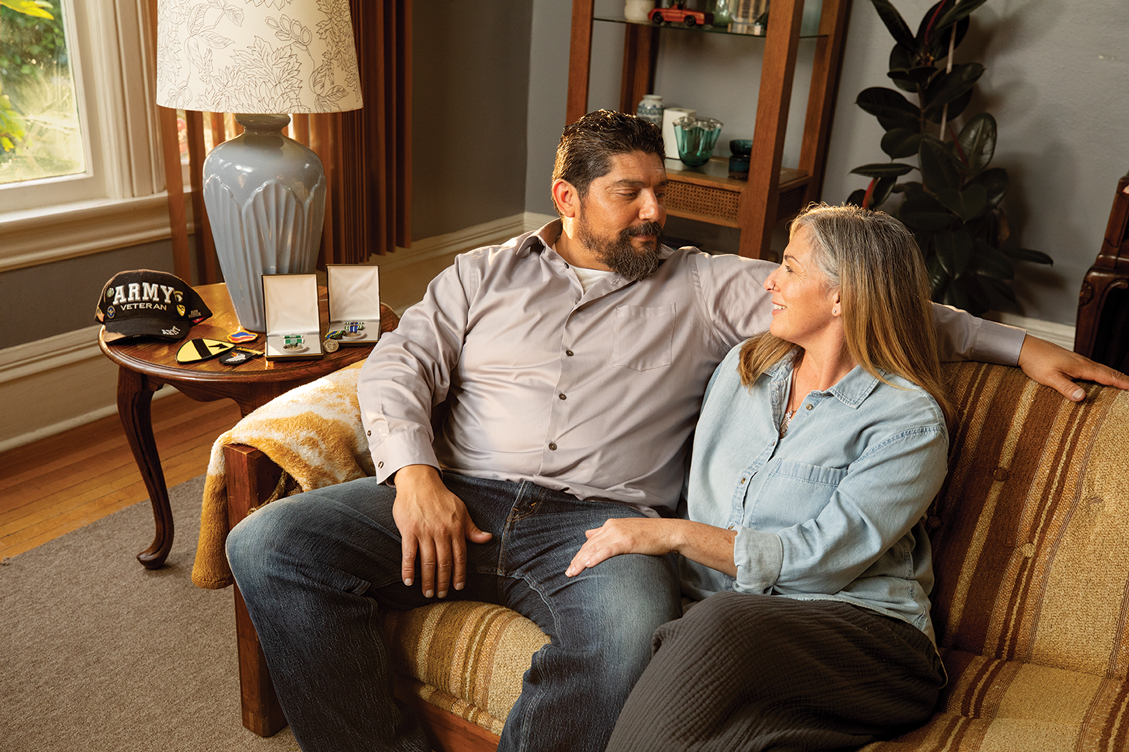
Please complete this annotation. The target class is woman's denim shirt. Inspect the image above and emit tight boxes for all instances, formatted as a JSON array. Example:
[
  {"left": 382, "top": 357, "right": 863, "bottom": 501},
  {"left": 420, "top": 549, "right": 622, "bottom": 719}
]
[{"left": 679, "top": 344, "right": 950, "bottom": 645}]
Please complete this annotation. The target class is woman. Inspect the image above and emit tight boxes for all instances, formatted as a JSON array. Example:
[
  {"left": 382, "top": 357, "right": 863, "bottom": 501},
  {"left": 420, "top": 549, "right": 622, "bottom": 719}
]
[{"left": 566, "top": 203, "right": 951, "bottom": 751}]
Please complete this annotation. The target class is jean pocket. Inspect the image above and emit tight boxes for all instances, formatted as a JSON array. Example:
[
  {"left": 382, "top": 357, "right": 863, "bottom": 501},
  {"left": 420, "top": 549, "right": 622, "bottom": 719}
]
[{"left": 611, "top": 304, "right": 675, "bottom": 371}]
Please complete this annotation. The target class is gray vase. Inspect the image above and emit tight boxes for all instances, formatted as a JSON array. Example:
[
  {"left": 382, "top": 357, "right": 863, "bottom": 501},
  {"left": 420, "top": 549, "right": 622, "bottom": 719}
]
[
  {"left": 202, "top": 114, "right": 326, "bottom": 332},
  {"left": 636, "top": 94, "right": 664, "bottom": 127}
]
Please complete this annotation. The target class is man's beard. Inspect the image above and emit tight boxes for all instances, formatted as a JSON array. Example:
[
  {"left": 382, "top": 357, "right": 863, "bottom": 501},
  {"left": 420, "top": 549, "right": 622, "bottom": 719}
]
[{"left": 577, "top": 216, "right": 665, "bottom": 282}]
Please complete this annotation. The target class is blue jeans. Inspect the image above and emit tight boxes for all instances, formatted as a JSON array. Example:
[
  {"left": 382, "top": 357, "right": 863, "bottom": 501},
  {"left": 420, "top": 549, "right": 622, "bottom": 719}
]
[{"left": 226, "top": 472, "right": 682, "bottom": 752}]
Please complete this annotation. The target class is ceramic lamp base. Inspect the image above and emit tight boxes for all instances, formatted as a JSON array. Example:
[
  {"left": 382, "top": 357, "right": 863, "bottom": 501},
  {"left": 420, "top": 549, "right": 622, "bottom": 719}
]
[{"left": 202, "top": 114, "right": 326, "bottom": 332}]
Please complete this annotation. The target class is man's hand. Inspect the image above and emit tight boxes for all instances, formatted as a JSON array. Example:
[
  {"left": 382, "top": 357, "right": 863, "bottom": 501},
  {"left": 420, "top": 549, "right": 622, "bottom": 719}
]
[
  {"left": 392, "top": 465, "right": 491, "bottom": 599},
  {"left": 1017, "top": 335, "right": 1129, "bottom": 402}
]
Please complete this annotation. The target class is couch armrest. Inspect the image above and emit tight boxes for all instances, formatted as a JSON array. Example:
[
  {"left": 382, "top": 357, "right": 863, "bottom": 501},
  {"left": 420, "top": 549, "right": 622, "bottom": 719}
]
[
  {"left": 224, "top": 444, "right": 288, "bottom": 737},
  {"left": 224, "top": 445, "right": 284, "bottom": 529}
]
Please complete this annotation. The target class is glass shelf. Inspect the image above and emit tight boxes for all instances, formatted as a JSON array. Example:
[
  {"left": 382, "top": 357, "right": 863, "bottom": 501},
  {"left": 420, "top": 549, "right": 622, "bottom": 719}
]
[{"left": 593, "top": 14, "right": 825, "bottom": 39}]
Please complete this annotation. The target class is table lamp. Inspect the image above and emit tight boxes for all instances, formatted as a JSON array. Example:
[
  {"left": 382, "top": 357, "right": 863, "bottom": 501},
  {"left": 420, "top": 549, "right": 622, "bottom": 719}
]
[{"left": 155, "top": 0, "right": 363, "bottom": 332}]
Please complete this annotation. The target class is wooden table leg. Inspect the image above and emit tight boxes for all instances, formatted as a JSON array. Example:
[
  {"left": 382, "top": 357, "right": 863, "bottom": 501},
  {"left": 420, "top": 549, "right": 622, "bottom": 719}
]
[{"left": 115, "top": 367, "right": 174, "bottom": 569}]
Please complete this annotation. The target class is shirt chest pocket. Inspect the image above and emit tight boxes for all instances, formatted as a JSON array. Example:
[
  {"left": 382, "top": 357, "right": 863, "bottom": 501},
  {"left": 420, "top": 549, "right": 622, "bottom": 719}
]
[
  {"left": 612, "top": 304, "right": 676, "bottom": 371},
  {"left": 754, "top": 460, "right": 849, "bottom": 526}
]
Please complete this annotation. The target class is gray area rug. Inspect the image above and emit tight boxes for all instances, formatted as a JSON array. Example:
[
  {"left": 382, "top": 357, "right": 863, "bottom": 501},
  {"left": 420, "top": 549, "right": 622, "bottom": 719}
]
[{"left": 0, "top": 476, "right": 299, "bottom": 751}]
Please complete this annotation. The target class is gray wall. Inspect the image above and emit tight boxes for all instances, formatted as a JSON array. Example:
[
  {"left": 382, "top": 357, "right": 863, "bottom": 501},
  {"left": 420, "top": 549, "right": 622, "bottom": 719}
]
[
  {"left": 7, "top": 0, "right": 1126, "bottom": 349},
  {"left": 525, "top": 0, "right": 1129, "bottom": 325},
  {"left": 412, "top": 0, "right": 533, "bottom": 239},
  {"left": 0, "top": 239, "right": 193, "bottom": 349}
]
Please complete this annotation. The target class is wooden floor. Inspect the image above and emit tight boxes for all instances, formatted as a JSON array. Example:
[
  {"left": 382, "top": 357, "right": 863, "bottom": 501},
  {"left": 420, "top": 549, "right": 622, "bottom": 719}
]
[{"left": 0, "top": 392, "right": 241, "bottom": 560}]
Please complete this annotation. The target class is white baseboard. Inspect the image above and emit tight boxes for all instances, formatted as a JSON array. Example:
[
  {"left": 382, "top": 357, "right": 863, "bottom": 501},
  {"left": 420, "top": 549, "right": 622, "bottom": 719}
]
[
  {"left": 370, "top": 213, "right": 541, "bottom": 272},
  {"left": 0, "top": 325, "right": 179, "bottom": 453}
]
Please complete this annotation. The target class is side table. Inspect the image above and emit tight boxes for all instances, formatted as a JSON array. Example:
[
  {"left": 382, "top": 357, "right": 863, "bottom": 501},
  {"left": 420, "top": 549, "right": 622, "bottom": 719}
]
[{"left": 98, "top": 282, "right": 397, "bottom": 569}]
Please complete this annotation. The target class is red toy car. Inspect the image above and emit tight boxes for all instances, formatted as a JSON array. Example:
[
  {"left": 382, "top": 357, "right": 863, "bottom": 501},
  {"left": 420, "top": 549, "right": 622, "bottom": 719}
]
[{"left": 648, "top": 3, "right": 714, "bottom": 27}]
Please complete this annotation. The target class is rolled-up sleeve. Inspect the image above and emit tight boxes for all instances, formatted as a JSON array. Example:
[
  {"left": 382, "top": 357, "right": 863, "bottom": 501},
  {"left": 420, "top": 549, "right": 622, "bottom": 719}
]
[{"left": 931, "top": 303, "right": 1024, "bottom": 365}]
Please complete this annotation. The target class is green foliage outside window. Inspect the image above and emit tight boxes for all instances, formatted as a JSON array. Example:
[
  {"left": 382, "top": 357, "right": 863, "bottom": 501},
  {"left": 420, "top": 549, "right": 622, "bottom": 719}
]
[{"left": 1, "top": 0, "right": 84, "bottom": 183}]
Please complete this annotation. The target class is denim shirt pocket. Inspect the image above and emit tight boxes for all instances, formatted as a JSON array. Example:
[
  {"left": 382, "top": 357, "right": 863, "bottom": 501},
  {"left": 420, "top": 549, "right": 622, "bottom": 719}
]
[
  {"left": 755, "top": 460, "right": 848, "bottom": 525},
  {"left": 611, "top": 304, "right": 675, "bottom": 371}
]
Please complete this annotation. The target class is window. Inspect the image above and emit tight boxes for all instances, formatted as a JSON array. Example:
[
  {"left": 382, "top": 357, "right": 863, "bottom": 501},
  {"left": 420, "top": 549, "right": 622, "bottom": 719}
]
[
  {"left": 0, "top": 0, "right": 84, "bottom": 185},
  {"left": 1, "top": 0, "right": 169, "bottom": 272}
]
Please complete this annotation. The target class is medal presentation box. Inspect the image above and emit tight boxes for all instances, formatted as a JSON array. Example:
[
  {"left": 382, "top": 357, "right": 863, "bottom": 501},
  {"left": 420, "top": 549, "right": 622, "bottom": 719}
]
[
  {"left": 326, "top": 265, "right": 381, "bottom": 346},
  {"left": 262, "top": 274, "right": 324, "bottom": 361}
]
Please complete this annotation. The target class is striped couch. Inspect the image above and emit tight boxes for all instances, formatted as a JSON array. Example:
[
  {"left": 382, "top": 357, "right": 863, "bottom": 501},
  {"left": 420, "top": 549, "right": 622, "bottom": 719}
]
[{"left": 212, "top": 361, "right": 1129, "bottom": 751}]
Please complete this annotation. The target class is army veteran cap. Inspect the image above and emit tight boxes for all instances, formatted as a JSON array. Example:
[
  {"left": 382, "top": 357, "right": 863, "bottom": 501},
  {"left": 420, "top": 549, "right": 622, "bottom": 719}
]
[{"left": 96, "top": 270, "right": 211, "bottom": 343}]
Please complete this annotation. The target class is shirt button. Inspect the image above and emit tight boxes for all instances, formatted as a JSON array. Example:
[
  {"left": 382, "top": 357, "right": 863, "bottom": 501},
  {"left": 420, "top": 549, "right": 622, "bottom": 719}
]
[
  {"left": 805, "top": 404, "right": 813, "bottom": 410},
  {"left": 548, "top": 442, "right": 558, "bottom": 451},
  {"left": 559, "top": 393, "right": 567, "bottom": 400},
  {"left": 366, "top": 430, "right": 371, "bottom": 436},
  {"left": 566, "top": 349, "right": 574, "bottom": 357},
  {"left": 740, "top": 478, "right": 746, "bottom": 484},
  {"left": 377, "top": 461, "right": 383, "bottom": 469}
]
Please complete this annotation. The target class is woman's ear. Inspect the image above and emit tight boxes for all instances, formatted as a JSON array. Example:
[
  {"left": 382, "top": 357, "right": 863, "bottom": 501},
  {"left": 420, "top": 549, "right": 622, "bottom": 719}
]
[{"left": 831, "top": 290, "right": 842, "bottom": 317}]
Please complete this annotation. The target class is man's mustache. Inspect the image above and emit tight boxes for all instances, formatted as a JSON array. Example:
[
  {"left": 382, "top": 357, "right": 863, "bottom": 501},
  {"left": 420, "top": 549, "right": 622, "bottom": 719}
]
[{"left": 624, "top": 221, "right": 664, "bottom": 239}]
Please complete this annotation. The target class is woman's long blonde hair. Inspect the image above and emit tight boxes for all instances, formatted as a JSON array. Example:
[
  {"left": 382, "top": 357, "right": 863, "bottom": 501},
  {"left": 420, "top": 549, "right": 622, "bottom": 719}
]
[{"left": 738, "top": 202, "right": 953, "bottom": 425}]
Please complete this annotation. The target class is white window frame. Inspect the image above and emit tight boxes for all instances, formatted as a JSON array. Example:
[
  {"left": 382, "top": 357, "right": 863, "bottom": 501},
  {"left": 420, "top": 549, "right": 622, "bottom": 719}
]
[{"left": 0, "top": 0, "right": 178, "bottom": 273}]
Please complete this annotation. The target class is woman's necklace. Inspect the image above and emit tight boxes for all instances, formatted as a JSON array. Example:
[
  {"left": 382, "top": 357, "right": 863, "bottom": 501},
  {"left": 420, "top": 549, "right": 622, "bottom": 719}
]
[{"left": 779, "top": 366, "right": 798, "bottom": 437}]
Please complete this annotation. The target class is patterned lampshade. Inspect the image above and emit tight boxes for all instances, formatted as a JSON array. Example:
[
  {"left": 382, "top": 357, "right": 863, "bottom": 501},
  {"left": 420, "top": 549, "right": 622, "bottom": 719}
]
[{"left": 155, "top": 0, "right": 363, "bottom": 114}]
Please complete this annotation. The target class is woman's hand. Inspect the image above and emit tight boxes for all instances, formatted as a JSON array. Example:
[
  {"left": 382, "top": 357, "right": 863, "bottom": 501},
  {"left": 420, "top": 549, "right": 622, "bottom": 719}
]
[{"left": 565, "top": 518, "right": 676, "bottom": 577}]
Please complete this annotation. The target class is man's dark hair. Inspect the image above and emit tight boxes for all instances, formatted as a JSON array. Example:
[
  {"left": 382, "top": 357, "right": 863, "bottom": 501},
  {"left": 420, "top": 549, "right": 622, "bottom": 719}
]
[{"left": 552, "top": 109, "right": 664, "bottom": 210}]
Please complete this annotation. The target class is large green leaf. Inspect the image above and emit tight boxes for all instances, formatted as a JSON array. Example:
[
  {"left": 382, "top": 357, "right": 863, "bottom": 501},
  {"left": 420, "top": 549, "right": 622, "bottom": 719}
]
[
  {"left": 881, "top": 128, "right": 924, "bottom": 159},
  {"left": 936, "top": 0, "right": 990, "bottom": 36},
  {"left": 888, "top": 45, "right": 918, "bottom": 92},
  {"left": 935, "top": 228, "right": 974, "bottom": 276},
  {"left": 955, "top": 274, "right": 992, "bottom": 316},
  {"left": 918, "top": 136, "right": 962, "bottom": 191},
  {"left": 972, "top": 240, "right": 1015, "bottom": 280},
  {"left": 925, "top": 88, "right": 973, "bottom": 123},
  {"left": 968, "top": 167, "right": 1008, "bottom": 212},
  {"left": 936, "top": 184, "right": 988, "bottom": 222},
  {"left": 898, "top": 192, "right": 952, "bottom": 232},
  {"left": 851, "top": 162, "right": 915, "bottom": 178},
  {"left": 856, "top": 87, "right": 921, "bottom": 131},
  {"left": 888, "top": 65, "right": 937, "bottom": 90},
  {"left": 926, "top": 254, "right": 949, "bottom": 299},
  {"left": 1003, "top": 247, "right": 1054, "bottom": 265},
  {"left": 870, "top": 0, "right": 917, "bottom": 50},
  {"left": 846, "top": 188, "right": 868, "bottom": 207},
  {"left": 980, "top": 276, "right": 1020, "bottom": 306},
  {"left": 941, "top": 279, "right": 970, "bottom": 310},
  {"left": 922, "top": 63, "right": 984, "bottom": 111},
  {"left": 868, "top": 175, "right": 897, "bottom": 209},
  {"left": 956, "top": 113, "right": 996, "bottom": 176}
]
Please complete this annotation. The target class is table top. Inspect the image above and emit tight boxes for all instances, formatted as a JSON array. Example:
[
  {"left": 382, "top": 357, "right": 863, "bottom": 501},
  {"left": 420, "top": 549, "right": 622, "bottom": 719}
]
[{"left": 98, "top": 283, "right": 396, "bottom": 387}]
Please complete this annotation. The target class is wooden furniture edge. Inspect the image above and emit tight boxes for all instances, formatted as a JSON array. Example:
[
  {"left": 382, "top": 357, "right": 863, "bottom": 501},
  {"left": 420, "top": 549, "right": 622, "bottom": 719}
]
[
  {"left": 221, "top": 443, "right": 502, "bottom": 750},
  {"left": 224, "top": 444, "right": 288, "bottom": 738}
]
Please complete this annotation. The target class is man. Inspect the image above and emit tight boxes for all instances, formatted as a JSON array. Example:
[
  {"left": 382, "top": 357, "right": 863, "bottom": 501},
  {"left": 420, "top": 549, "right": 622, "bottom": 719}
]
[{"left": 227, "top": 110, "right": 1129, "bottom": 752}]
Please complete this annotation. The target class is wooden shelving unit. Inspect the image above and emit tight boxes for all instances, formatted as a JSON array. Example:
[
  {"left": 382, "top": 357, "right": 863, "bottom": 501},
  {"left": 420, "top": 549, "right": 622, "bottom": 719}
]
[{"left": 566, "top": 0, "right": 852, "bottom": 259}]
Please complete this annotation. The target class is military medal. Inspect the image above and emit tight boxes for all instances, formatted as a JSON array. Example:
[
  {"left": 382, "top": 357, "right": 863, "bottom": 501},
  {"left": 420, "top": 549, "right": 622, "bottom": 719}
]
[{"left": 282, "top": 334, "right": 307, "bottom": 353}]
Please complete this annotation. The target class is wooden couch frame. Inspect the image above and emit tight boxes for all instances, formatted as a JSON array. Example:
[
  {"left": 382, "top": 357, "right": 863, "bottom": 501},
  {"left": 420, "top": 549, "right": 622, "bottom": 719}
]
[{"left": 224, "top": 444, "right": 502, "bottom": 752}]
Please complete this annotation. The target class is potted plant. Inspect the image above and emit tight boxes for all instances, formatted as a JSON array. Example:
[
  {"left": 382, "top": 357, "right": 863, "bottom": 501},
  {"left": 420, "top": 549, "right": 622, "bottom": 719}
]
[{"left": 847, "top": 0, "right": 1052, "bottom": 316}]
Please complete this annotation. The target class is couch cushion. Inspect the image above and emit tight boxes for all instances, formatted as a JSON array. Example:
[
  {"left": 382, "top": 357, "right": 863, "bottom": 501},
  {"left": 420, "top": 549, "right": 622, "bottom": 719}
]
[
  {"left": 932, "top": 363, "right": 1129, "bottom": 677},
  {"left": 382, "top": 600, "right": 549, "bottom": 735},
  {"left": 862, "top": 649, "right": 1129, "bottom": 751}
]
